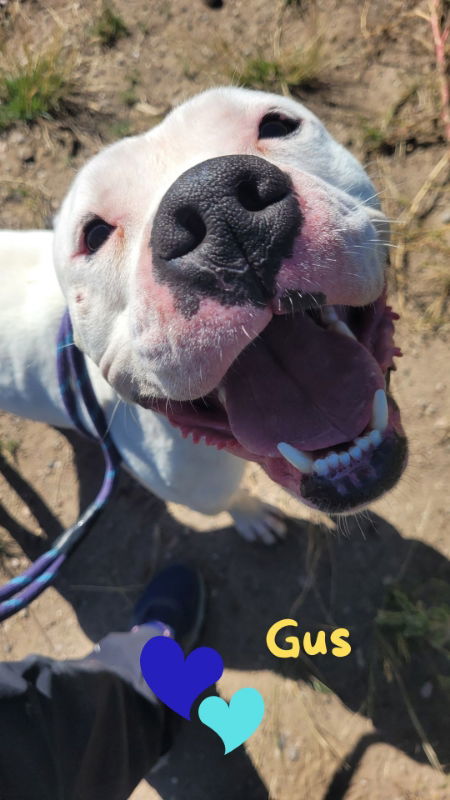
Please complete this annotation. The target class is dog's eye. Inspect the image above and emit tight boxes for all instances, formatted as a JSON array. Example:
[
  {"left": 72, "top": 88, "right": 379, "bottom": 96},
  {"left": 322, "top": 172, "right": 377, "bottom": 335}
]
[
  {"left": 83, "top": 218, "right": 115, "bottom": 254},
  {"left": 258, "top": 113, "right": 300, "bottom": 139}
]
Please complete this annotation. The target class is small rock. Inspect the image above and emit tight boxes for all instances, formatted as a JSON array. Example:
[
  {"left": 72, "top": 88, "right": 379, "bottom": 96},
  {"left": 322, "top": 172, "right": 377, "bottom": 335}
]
[
  {"left": 420, "top": 681, "right": 433, "bottom": 699},
  {"left": 287, "top": 745, "right": 300, "bottom": 762},
  {"left": 135, "top": 102, "right": 168, "bottom": 117},
  {"left": 9, "top": 130, "right": 26, "bottom": 145},
  {"left": 434, "top": 417, "right": 448, "bottom": 430}
]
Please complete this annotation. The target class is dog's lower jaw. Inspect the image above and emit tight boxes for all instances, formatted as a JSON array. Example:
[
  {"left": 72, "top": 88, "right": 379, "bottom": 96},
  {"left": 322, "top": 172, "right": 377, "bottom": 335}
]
[{"left": 298, "top": 434, "right": 408, "bottom": 515}]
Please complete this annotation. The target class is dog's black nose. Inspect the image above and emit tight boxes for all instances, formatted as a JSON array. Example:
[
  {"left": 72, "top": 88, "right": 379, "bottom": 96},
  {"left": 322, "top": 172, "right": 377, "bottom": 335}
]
[{"left": 150, "top": 155, "right": 301, "bottom": 316}]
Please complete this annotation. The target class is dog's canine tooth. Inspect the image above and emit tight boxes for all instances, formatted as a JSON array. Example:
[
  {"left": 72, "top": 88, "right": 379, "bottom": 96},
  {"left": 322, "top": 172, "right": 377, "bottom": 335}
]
[
  {"left": 217, "top": 387, "right": 226, "bottom": 405},
  {"left": 321, "top": 305, "right": 339, "bottom": 325},
  {"left": 277, "top": 442, "right": 314, "bottom": 473},
  {"left": 371, "top": 389, "right": 388, "bottom": 432},
  {"left": 329, "top": 320, "right": 357, "bottom": 340},
  {"left": 321, "top": 306, "right": 356, "bottom": 340}
]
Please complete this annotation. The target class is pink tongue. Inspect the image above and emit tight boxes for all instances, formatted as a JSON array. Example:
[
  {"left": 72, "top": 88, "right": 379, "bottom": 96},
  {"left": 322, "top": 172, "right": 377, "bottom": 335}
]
[{"left": 223, "top": 313, "right": 384, "bottom": 456}]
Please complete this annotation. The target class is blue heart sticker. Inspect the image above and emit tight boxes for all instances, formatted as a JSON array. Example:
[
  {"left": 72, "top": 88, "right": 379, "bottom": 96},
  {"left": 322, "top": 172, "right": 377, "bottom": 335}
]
[
  {"left": 140, "top": 636, "right": 224, "bottom": 719},
  {"left": 198, "top": 687, "right": 265, "bottom": 754}
]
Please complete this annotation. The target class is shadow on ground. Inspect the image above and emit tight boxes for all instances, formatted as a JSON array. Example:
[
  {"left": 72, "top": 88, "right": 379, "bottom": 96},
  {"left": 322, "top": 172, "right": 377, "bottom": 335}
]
[{"left": 1, "top": 430, "right": 449, "bottom": 800}]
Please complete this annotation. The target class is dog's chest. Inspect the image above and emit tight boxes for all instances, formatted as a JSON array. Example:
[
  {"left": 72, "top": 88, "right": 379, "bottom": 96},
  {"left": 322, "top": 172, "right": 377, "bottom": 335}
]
[{"left": 0, "top": 230, "right": 69, "bottom": 425}]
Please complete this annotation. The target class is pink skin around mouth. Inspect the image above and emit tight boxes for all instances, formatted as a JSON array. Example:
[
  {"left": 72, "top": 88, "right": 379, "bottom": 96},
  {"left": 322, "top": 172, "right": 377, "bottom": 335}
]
[
  {"left": 273, "top": 171, "right": 385, "bottom": 307},
  {"left": 134, "top": 251, "right": 272, "bottom": 400},
  {"left": 140, "top": 289, "right": 406, "bottom": 507}
]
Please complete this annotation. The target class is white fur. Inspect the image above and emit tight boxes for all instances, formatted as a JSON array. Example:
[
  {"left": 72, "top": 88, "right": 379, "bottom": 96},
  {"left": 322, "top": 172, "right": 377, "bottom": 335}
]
[{"left": 0, "top": 88, "right": 389, "bottom": 541}]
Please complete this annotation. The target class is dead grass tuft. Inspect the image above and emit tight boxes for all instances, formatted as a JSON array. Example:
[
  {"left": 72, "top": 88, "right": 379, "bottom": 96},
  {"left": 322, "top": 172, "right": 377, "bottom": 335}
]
[
  {"left": 0, "top": 438, "right": 20, "bottom": 461},
  {"left": 370, "top": 0, "right": 450, "bottom": 327}
]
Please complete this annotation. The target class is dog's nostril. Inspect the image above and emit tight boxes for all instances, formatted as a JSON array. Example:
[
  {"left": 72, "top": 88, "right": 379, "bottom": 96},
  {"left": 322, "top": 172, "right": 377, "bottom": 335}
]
[
  {"left": 237, "top": 178, "right": 268, "bottom": 212},
  {"left": 236, "top": 177, "right": 287, "bottom": 212},
  {"left": 175, "top": 207, "right": 207, "bottom": 250}
]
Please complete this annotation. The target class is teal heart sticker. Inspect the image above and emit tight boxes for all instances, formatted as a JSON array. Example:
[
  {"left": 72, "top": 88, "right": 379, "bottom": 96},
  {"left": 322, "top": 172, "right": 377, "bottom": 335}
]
[{"left": 198, "top": 687, "right": 265, "bottom": 754}]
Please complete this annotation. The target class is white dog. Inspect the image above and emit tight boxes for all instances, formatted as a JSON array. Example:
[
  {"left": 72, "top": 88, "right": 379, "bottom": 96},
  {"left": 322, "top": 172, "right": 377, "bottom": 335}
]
[{"left": 0, "top": 87, "right": 407, "bottom": 544}]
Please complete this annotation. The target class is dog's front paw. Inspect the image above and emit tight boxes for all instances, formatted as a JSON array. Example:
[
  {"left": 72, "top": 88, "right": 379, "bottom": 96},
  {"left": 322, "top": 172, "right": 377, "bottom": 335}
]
[{"left": 228, "top": 490, "right": 287, "bottom": 545}]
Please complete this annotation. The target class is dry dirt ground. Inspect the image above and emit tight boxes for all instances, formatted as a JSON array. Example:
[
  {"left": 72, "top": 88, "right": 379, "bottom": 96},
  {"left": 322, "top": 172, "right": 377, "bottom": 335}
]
[{"left": 0, "top": 1, "right": 449, "bottom": 799}]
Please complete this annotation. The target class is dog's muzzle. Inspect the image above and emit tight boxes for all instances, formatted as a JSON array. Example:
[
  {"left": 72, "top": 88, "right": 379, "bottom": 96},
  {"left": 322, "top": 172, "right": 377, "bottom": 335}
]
[{"left": 150, "top": 154, "right": 302, "bottom": 316}]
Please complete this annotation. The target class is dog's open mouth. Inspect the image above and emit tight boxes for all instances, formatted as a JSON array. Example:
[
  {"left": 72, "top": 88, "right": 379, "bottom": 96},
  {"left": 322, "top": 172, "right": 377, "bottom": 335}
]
[{"left": 141, "top": 289, "right": 407, "bottom": 514}]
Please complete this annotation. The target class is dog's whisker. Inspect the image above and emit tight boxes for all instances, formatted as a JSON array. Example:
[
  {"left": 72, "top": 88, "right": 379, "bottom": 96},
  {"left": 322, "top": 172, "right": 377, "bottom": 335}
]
[{"left": 104, "top": 397, "right": 123, "bottom": 437}]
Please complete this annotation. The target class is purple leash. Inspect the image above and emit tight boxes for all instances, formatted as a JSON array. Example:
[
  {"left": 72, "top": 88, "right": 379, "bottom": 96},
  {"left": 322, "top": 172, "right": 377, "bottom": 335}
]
[{"left": 0, "top": 311, "right": 122, "bottom": 621}]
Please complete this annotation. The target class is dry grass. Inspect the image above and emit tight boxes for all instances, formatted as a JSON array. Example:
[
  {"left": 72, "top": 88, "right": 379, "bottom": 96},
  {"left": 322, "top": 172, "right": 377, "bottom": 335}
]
[
  {"left": 367, "top": 0, "right": 450, "bottom": 328},
  {"left": 234, "top": 37, "right": 329, "bottom": 95},
  {"left": 0, "top": 438, "right": 20, "bottom": 461},
  {"left": 374, "top": 581, "right": 450, "bottom": 772}
]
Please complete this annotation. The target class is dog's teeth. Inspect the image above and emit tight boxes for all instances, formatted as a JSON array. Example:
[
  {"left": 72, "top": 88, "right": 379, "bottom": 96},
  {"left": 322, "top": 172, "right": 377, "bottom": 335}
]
[
  {"left": 217, "top": 387, "right": 226, "bottom": 405},
  {"left": 321, "top": 305, "right": 339, "bottom": 325},
  {"left": 349, "top": 445, "right": 362, "bottom": 461},
  {"left": 329, "top": 320, "right": 357, "bottom": 340},
  {"left": 321, "top": 307, "right": 356, "bottom": 341},
  {"left": 279, "top": 393, "right": 387, "bottom": 480},
  {"left": 368, "top": 429, "right": 382, "bottom": 446},
  {"left": 327, "top": 452, "right": 340, "bottom": 469},
  {"left": 371, "top": 389, "right": 388, "bottom": 432},
  {"left": 313, "top": 458, "right": 329, "bottom": 476},
  {"left": 277, "top": 442, "right": 314, "bottom": 474}
]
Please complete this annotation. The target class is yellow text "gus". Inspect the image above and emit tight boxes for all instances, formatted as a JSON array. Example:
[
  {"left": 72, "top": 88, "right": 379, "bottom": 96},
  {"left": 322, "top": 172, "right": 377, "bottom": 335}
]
[{"left": 266, "top": 619, "right": 351, "bottom": 658}]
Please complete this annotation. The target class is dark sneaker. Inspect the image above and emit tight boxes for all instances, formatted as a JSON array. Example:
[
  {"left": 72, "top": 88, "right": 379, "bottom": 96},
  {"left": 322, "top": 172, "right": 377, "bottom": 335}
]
[{"left": 132, "top": 564, "right": 206, "bottom": 653}]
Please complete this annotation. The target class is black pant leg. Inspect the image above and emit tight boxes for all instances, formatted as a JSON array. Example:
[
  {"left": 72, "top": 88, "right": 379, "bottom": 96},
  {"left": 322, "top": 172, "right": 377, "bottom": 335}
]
[{"left": 0, "top": 627, "right": 165, "bottom": 800}]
